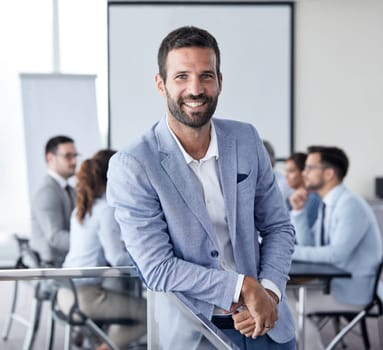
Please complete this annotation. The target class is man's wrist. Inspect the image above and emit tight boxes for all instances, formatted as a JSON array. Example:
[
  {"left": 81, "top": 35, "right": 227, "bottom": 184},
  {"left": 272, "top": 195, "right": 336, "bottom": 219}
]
[
  {"left": 260, "top": 279, "right": 281, "bottom": 303},
  {"left": 266, "top": 289, "right": 279, "bottom": 305}
]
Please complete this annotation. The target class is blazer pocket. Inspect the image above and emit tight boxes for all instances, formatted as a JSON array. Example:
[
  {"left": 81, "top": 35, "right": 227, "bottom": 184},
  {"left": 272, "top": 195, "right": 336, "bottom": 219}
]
[{"left": 237, "top": 173, "right": 248, "bottom": 183}]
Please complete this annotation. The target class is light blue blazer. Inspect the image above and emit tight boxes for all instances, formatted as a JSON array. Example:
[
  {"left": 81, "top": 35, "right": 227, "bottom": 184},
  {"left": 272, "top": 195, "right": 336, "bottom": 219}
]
[
  {"left": 292, "top": 184, "right": 382, "bottom": 305},
  {"left": 107, "top": 117, "right": 296, "bottom": 344}
]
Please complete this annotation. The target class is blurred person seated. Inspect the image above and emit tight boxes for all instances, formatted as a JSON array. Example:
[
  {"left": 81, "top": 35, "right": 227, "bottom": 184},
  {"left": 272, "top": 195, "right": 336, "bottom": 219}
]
[
  {"left": 263, "top": 140, "right": 293, "bottom": 201},
  {"left": 30, "top": 135, "right": 78, "bottom": 267},
  {"left": 57, "top": 149, "right": 147, "bottom": 350},
  {"left": 289, "top": 145, "right": 382, "bottom": 349},
  {"left": 285, "top": 152, "right": 321, "bottom": 228}
]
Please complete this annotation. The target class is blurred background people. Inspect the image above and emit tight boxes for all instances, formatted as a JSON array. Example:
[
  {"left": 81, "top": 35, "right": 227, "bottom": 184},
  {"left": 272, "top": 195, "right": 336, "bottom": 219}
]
[
  {"left": 263, "top": 140, "right": 292, "bottom": 201},
  {"left": 58, "top": 149, "right": 146, "bottom": 349},
  {"left": 285, "top": 152, "right": 321, "bottom": 228},
  {"left": 289, "top": 145, "right": 382, "bottom": 349},
  {"left": 30, "top": 135, "right": 77, "bottom": 267}
]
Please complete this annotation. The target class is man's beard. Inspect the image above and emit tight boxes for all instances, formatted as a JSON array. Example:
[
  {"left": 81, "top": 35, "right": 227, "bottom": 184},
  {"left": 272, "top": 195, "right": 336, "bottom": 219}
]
[
  {"left": 305, "top": 179, "right": 325, "bottom": 192},
  {"left": 166, "top": 89, "right": 219, "bottom": 129}
]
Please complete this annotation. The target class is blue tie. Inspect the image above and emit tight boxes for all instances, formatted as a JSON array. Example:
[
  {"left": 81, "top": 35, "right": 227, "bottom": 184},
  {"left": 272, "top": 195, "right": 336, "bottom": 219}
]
[{"left": 320, "top": 202, "right": 326, "bottom": 246}]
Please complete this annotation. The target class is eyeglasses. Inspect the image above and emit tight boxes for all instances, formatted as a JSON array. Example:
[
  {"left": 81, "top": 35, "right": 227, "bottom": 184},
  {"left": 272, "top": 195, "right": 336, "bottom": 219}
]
[
  {"left": 55, "top": 152, "right": 80, "bottom": 160},
  {"left": 304, "top": 164, "right": 327, "bottom": 172}
]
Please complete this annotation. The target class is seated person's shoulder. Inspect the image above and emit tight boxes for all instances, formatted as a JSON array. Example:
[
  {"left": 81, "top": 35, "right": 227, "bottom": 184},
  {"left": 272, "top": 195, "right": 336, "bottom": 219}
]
[{"left": 32, "top": 183, "right": 62, "bottom": 207}]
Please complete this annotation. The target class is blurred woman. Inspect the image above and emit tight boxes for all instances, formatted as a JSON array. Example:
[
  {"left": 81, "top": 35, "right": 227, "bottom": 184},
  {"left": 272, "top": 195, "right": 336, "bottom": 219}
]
[
  {"left": 58, "top": 149, "right": 146, "bottom": 349},
  {"left": 285, "top": 152, "right": 321, "bottom": 228}
]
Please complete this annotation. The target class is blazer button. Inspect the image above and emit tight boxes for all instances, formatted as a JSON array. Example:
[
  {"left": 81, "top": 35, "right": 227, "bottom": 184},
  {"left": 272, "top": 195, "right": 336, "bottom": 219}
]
[{"left": 211, "top": 250, "right": 219, "bottom": 258}]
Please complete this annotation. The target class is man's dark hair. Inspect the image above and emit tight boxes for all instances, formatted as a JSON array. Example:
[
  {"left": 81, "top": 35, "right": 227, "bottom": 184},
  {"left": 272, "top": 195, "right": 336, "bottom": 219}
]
[
  {"left": 45, "top": 135, "right": 74, "bottom": 156},
  {"left": 287, "top": 152, "right": 307, "bottom": 172},
  {"left": 157, "top": 26, "right": 221, "bottom": 81},
  {"left": 307, "top": 146, "right": 349, "bottom": 181}
]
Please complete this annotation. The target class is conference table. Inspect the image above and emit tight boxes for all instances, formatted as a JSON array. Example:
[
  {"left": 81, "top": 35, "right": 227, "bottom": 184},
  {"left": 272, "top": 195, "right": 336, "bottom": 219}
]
[{"left": 289, "top": 261, "right": 352, "bottom": 350}]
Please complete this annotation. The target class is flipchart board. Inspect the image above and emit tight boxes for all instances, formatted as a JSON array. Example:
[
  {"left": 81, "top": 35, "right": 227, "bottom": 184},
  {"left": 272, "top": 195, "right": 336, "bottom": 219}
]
[{"left": 20, "top": 73, "right": 102, "bottom": 202}]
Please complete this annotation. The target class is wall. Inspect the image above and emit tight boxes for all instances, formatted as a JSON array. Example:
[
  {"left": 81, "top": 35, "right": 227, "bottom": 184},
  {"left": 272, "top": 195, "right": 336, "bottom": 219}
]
[
  {"left": 295, "top": 0, "right": 383, "bottom": 198},
  {"left": 0, "top": 0, "right": 107, "bottom": 234},
  {"left": 1, "top": 0, "right": 383, "bottom": 234}
]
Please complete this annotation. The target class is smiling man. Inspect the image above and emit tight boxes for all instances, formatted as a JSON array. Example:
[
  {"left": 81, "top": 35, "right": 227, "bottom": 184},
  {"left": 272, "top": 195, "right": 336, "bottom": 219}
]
[{"left": 107, "top": 26, "right": 296, "bottom": 349}]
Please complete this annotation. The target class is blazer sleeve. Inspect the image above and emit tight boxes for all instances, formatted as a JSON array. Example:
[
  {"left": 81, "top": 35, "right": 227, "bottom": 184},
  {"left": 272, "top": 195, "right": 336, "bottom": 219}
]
[
  {"left": 249, "top": 131, "right": 296, "bottom": 293},
  {"left": 292, "top": 197, "right": 370, "bottom": 265},
  {"left": 33, "top": 185, "right": 70, "bottom": 254}
]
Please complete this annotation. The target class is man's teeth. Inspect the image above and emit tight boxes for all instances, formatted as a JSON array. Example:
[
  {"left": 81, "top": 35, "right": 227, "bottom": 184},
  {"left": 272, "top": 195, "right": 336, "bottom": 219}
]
[{"left": 185, "top": 101, "right": 203, "bottom": 108}]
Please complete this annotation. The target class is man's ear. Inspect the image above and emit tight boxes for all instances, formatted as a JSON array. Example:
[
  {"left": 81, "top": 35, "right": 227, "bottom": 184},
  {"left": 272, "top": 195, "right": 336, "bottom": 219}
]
[
  {"left": 218, "top": 72, "right": 223, "bottom": 94},
  {"left": 324, "top": 167, "right": 335, "bottom": 182},
  {"left": 46, "top": 152, "right": 54, "bottom": 164},
  {"left": 155, "top": 74, "right": 166, "bottom": 96}
]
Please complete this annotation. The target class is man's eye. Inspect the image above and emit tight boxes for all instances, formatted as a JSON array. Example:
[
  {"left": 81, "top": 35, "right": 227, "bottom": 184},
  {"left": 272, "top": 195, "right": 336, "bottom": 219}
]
[
  {"left": 176, "top": 74, "right": 187, "bottom": 80},
  {"left": 201, "top": 73, "right": 214, "bottom": 80}
]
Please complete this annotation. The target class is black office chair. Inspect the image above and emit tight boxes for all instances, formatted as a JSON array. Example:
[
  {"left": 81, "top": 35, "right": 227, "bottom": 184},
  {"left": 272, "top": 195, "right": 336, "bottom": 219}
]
[
  {"left": 47, "top": 277, "right": 146, "bottom": 350},
  {"left": 307, "top": 258, "right": 383, "bottom": 349},
  {"left": 2, "top": 233, "right": 55, "bottom": 350}
]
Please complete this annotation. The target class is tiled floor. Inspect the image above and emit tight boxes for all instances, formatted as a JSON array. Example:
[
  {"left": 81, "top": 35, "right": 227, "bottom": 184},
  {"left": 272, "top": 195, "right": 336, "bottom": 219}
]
[{"left": 0, "top": 280, "right": 67, "bottom": 349}]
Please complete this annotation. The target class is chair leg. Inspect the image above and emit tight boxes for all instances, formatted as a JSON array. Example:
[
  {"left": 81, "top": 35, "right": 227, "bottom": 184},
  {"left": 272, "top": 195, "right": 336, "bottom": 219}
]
[
  {"left": 2, "top": 280, "right": 19, "bottom": 340},
  {"left": 45, "top": 309, "right": 55, "bottom": 350},
  {"left": 378, "top": 315, "right": 383, "bottom": 349},
  {"left": 23, "top": 297, "right": 43, "bottom": 350},
  {"left": 64, "top": 324, "right": 72, "bottom": 350},
  {"left": 360, "top": 318, "right": 370, "bottom": 349},
  {"left": 85, "top": 318, "right": 119, "bottom": 350},
  {"left": 332, "top": 316, "right": 347, "bottom": 348}
]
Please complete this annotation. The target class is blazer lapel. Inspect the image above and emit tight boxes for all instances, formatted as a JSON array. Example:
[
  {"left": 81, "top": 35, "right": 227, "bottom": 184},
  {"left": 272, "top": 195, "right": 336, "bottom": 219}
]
[
  {"left": 46, "top": 175, "right": 73, "bottom": 219},
  {"left": 156, "top": 119, "right": 215, "bottom": 240},
  {"left": 215, "top": 123, "right": 238, "bottom": 247}
]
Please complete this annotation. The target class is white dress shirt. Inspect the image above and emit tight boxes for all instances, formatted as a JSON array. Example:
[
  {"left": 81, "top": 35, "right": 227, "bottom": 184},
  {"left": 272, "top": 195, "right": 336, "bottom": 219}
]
[{"left": 48, "top": 169, "right": 70, "bottom": 189}]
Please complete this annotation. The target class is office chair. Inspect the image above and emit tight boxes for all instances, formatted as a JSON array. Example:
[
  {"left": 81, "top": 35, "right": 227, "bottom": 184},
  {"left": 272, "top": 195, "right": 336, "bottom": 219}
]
[
  {"left": 307, "top": 258, "right": 383, "bottom": 349},
  {"left": 47, "top": 277, "right": 146, "bottom": 350},
  {"left": 2, "top": 233, "right": 55, "bottom": 350}
]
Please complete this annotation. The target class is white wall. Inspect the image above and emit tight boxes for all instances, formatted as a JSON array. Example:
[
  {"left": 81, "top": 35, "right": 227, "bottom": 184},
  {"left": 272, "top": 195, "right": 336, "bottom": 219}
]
[
  {"left": 1, "top": 0, "right": 383, "bottom": 235},
  {"left": 295, "top": 0, "right": 383, "bottom": 198},
  {"left": 0, "top": 0, "right": 107, "bottom": 234}
]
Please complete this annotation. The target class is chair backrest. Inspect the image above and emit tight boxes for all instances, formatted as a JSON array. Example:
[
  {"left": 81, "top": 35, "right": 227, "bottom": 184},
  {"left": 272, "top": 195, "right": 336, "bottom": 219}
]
[
  {"left": 372, "top": 259, "right": 383, "bottom": 295},
  {"left": 13, "top": 233, "right": 41, "bottom": 268},
  {"left": 370, "top": 258, "right": 383, "bottom": 317},
  {"left": 375, "top": 258, "right": 383, "bottom": 302}
]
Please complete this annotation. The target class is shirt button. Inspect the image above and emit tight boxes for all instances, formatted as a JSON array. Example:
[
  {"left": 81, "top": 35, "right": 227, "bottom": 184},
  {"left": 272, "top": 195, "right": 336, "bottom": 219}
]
[{"left": 211, "top": 250, "right": 219, "bottom": 258}]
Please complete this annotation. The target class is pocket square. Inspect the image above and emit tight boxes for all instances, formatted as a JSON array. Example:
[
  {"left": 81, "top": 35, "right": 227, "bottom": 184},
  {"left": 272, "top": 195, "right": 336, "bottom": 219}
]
[{"left": 237, "top": 173, "right": 248, "bottom": 183}]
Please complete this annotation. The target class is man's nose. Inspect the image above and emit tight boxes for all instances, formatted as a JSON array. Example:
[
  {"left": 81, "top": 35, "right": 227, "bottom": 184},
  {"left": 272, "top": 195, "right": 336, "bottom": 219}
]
[{"left": 187, "top": 77, "right": 204, "bottom": 96}]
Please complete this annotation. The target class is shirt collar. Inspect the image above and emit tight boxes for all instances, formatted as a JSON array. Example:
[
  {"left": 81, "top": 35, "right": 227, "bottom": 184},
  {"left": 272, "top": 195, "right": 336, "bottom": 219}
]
[
  {"left": 48, "top": 169, "right": 68, "bottom": 189},
  {"left": 322, "top": 183, "right": 345, "bottom": 207},
  {"left": 166, "top": 115, "right": 219, "bottom": 164}
]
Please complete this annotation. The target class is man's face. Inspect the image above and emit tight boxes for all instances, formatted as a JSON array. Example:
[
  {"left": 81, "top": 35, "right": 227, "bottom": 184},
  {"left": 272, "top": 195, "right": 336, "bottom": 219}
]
[
  {"left": 285, "top": 159, "right": 304, "bottom": 190},
  {"left": 303, "top": 153, "right": 326, "bottom": 192},
  {"left": 155, "top": 47, "right": 222, "bottom": 129},
  {"left": 47, "top": 142, "right": 78, "bottom": 179}
]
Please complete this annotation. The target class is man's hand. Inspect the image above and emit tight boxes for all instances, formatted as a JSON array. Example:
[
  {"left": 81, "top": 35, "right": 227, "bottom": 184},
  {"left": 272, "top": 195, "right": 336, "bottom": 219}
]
[
  {"left": 236, "top": 276, "right": 278, "bottom": 338},
  {"left": 232, "top": 307, "right": 255, "bottom": 337},
  {"left": 289, "top": 188, "right": 308, "bottom": 211}
]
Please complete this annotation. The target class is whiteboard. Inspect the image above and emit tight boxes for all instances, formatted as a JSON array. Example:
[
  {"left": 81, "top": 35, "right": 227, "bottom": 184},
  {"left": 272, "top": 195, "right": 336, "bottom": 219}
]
[
  {"left": 20, "top": 73, "right": 102, "bottom": 200},
  {"left": 108, "top": 1, "right": 293, "bottom": 158}
]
